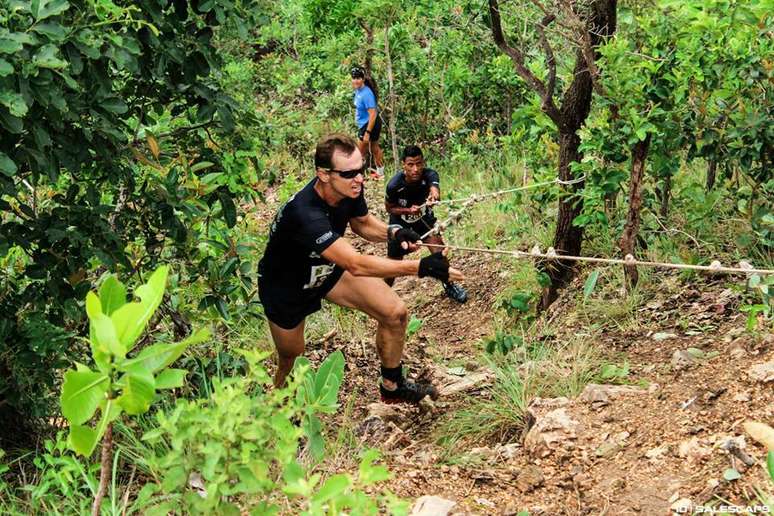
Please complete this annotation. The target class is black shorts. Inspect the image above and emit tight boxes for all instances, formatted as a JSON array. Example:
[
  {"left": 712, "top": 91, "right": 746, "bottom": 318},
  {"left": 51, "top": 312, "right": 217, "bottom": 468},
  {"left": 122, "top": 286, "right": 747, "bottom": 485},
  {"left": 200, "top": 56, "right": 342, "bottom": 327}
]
[
  {"left": 387, "top": 217, "right": 437, "bottom": 258},
  {"left": 358, "top": 116, "right": 382, "bottom": 142},
  {"left": 258, "top": 267, "right": 345, "bottom": 330}
]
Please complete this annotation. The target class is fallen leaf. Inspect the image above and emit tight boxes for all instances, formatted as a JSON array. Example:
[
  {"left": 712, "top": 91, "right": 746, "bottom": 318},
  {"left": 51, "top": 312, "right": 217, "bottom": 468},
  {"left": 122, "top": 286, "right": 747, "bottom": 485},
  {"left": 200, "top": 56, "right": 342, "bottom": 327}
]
[
  {"left": 743, "top": 421, "right": 774, "bottom": 452},
  {"left": 723, "top": 468, "right": 741, "bottom": 481}
]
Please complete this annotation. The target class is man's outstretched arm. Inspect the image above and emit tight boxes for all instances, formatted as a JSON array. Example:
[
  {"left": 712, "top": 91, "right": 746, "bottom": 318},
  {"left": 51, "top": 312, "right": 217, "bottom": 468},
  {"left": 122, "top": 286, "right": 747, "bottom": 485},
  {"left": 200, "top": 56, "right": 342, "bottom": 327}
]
[
  {"left": 322, "top": 238, "right": 464, "bottom": 281},
  {"left": 349, "top": 213, "right": 392, "bottom": 242}
]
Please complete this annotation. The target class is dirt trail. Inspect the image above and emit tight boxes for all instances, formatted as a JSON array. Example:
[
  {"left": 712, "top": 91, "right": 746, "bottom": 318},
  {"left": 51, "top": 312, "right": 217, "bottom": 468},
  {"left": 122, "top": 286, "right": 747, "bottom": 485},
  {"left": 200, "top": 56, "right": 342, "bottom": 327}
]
[
  {"left": 326, "top": 260, "right": 773, "bottom": 515},
  {"left": 260, "top": 178, "right": 774, "bottom": 514}
]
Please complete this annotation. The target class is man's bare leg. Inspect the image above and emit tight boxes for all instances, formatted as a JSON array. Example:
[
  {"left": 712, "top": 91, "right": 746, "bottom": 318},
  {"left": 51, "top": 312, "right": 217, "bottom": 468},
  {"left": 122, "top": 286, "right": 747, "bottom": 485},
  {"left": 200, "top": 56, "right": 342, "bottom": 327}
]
[
  {"left": 325, "top": 271, "right": 407, "bottom": 388},
  {"left": 268, "top": 319, "right": 305, "bottom": 387}
]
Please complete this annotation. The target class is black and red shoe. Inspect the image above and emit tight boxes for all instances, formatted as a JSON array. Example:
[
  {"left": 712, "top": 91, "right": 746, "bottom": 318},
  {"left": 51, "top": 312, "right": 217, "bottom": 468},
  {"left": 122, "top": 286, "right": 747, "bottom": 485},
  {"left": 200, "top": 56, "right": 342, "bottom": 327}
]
[{"left": 380, "top": 378, "right": 439, "bottom": 404}]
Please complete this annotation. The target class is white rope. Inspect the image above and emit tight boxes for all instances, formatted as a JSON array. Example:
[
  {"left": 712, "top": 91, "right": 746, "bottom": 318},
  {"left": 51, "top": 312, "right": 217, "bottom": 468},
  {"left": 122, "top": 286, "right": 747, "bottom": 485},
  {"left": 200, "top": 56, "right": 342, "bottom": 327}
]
[
  {"left": 419, "top": 175, "right": 586, "bottom": 210},
  {"left": 419, "top": 199, "right": 476, "bottom": 240},
  {"left": 420, "top": 242, "right": 774, "bottom": 276},
  {"left": 415, "top": 174, "right": 773, "bottom": 276}
]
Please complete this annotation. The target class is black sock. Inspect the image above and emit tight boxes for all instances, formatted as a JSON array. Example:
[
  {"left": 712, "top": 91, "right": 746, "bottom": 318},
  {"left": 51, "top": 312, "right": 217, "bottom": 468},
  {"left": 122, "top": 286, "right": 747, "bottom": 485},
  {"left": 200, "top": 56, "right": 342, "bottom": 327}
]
[{"left": 380, "top": 363, "right": 403, "bottom": 390}]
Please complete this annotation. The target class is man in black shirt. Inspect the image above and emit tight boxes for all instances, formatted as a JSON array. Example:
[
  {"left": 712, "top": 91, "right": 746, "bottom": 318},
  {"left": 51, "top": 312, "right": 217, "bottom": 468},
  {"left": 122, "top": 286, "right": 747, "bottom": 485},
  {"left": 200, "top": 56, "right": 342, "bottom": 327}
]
[
  {"left": 385, "top": 145, "right": 468, "bottom": 303},
  {"left": 258, "top": 134, "right": 464, "bottom": 404}
]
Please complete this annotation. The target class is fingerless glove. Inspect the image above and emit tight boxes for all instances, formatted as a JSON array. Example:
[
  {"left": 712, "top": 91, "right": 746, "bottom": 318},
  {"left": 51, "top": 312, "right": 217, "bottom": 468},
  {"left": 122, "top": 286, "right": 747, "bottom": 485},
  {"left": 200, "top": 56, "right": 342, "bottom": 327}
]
[{"left": 418, "top": 252, "right": 450, "bottom": 282}]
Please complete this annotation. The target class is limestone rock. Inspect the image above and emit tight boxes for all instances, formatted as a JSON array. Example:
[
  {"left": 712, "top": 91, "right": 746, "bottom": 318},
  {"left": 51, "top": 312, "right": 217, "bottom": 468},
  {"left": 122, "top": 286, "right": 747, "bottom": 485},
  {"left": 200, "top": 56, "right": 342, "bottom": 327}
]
[
  {"left": 748, "top": 361, "right": 774, "bottom": 383},
  {"left": 515, "top": 464, "right": 544, "bottom": 493},
  {"left": 410, "top": 495, "right": 456, "bottom": 516},
  {"left": 524, "top": 407, "right": 580, "bottom": 458}
]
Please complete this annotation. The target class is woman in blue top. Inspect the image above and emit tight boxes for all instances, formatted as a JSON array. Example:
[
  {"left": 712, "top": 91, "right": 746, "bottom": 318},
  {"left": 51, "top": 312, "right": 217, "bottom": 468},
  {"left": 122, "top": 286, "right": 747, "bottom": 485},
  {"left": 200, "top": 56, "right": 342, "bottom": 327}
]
[{"left": 351, "top": 66, "right": 384, "bottom": 179}]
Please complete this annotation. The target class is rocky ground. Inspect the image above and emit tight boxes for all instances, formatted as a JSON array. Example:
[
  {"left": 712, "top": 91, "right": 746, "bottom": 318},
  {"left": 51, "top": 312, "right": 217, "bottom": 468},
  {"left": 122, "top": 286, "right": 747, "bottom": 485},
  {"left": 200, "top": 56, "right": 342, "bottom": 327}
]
[{"left": 256, "top": 178, "right": 774, "bottom": 515}]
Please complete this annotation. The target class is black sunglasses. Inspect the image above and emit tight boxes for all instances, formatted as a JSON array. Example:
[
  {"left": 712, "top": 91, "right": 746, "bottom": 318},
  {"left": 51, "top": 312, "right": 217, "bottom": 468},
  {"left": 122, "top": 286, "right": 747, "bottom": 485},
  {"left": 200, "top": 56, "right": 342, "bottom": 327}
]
[{"left": 324, "top": 166, "right": 365, "bottom": 179}]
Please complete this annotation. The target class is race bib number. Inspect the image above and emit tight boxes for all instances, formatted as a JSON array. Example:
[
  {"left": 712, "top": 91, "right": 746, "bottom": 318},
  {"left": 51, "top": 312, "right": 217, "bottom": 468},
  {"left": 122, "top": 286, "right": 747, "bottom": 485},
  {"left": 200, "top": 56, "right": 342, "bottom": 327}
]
[
  {"left": 303, "top": 264, "right": 335, "bottom": 289},
  {"left": 401, "top": 212, "right": 423, "bottom": 223}
]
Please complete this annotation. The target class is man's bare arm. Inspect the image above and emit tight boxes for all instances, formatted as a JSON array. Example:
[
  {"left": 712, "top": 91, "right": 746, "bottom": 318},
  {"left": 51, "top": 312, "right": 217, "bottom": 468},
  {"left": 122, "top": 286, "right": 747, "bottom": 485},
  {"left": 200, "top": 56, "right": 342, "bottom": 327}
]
[
  {"left": 322, "top": 238, "right": 419, "bottom": 278},
  {"left": 350, "top": 213, "right": 391, "bottom": 242},
  {"left": 384, "top": 201, "right": 421, "bottom": 217},
  {"left": 322, "top": 238, "right": 464, "bottom": 281}
]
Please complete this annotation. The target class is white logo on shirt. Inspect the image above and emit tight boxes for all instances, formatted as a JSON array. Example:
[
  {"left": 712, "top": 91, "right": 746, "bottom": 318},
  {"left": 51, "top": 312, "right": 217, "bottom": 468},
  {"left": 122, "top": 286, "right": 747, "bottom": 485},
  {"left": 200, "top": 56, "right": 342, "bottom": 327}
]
[
  {"left": 304, "top": 264, "right": 335, "bottom": 289},
  {"left": 315, "top": 231, "right": 333, "bottom": 244}
]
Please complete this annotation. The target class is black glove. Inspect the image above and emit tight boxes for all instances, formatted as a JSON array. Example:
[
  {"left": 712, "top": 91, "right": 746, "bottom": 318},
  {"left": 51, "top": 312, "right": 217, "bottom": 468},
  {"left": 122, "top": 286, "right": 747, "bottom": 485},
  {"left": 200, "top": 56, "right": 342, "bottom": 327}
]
[
  {"left": 418, "top": 252, "right": 450, "bottom": 282},
  {"left": 389, "top": 225, "right": 421, "bottom": 246}
]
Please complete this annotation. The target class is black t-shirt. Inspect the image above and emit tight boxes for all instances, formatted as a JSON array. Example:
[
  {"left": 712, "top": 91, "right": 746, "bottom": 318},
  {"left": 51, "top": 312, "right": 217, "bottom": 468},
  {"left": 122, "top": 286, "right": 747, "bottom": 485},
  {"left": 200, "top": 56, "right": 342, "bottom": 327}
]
[
  {"left": 259, "top": 178, "right": 368, "bottom": 296},
  {"left": 385, "top": 168, "right": 440, "bottom": 225}
]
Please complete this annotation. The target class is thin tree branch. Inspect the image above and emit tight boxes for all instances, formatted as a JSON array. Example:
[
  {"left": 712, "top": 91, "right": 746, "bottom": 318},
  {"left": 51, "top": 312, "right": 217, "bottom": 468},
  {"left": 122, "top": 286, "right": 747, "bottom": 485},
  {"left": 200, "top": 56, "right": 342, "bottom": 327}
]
[
  {"left": 536, "top": 14, "right": 557, "bottom": 103},
  {"left": 488, "top": 0, "right": 562, "bottom": 125}
]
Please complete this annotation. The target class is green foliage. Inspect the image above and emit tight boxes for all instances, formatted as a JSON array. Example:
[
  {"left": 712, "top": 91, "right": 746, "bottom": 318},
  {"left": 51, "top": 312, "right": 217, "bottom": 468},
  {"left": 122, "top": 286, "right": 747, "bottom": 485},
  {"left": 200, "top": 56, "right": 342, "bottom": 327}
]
[
  {"left": 60, "top": 266, "right": 207, "bottom": 456},
  {"left": 484, "top": 331, "right": 522, "bottom": 355},
  {"left": 295, "top": 351, "right": 346, "bottom": 460},
  {"left": 583, "top": 270, "right": 601, "bottom": 301},
  {"left": 598, "top": 361, "right": 630, "bottom": 383},
  {"left": 27, "top": 433, "right": 98, "bottom": 514},
  {"left": 142, "top": 349, "right": 405, "bottom": 515},
  {"left": 406, "top": 316, "right": 423, "bottom": 338},
  {"left": 740, "top": 274, "right": 773, "bottom": 330},
  {"left": 0, "top": 0, "right": 262, "bottom": 422},
  {"left": 502, "top": 291, "right": 533, "bottom": 314}
]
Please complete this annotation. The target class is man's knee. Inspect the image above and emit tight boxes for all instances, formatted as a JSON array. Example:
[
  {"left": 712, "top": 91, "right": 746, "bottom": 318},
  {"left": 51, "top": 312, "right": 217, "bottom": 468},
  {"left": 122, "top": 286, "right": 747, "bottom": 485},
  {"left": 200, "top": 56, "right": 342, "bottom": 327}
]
[
  {"left": 276, "top": 339, "right": 304, "bottom": 361},
  {"left": 380, "top": 300, "right": 408, "bottom": 329}
]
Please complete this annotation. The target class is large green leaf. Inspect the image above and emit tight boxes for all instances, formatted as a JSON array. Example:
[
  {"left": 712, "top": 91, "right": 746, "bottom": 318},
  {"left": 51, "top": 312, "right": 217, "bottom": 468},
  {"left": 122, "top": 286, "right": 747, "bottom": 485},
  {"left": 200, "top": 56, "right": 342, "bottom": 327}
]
[
  {"left": 0, "top": 32, "right": 35, "bottom": 55},
  {"left": 31, "top": 22, "right": 68, "bottom": 41},
  {"left": 32, "top": 44, "right": 68, "bottom": 69},
  {"left": 100, "top": 97, "right": 128, "bottom": 114},
  {"left": 154, "top": 368, "right": 188, "bottom": 389},
  {"left": 32, "top": 0, "right": 70, "bottom": 20},
  {"left": 0, "top": 59, "right": 13, "bottom": 77},
  {"left": 121, "top": 327, "right": 210, "bottom": 375},
  {"left": 60, "top": 369, "right": 109, "bottom": 425},
  {"left": 87, "top": 292, "right": 126, "bottom": 358},
  {"left": 313, "top": 350, "right": 344, "bottom": 406},
  {"left": 68, "top": 399, "right": 118, "bottom": 457},
  {"left": 0, "top": 90, "right": 28, "bottom": 117},
  {"left": 116, "top": 372, "right": 155, "bottom": 415},
  {"left": 99, "top": 275, "right": 127, "bottom": 315},
  {"left": 583, "top": 270, "right": 601, "bottom": 300},
  {"left": 68, "top": 424, "right": 99, "bottom": 456},
  {"left": 0, "top": 151, "right": 17, "bottom": 176},
  {"left": 111, "top": 266, "right": 168, "bottom": 351},
  {"left": 310, "top": 474, "right": 351, "bottom": 504}
]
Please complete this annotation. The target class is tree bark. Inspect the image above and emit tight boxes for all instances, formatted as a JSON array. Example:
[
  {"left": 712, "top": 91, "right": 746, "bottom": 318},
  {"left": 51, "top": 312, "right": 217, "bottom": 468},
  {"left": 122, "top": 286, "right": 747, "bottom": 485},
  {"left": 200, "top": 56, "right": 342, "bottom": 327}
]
[
  {"left": 383, "top": 26, "right": 400, "bottom": 172},
  {"left": 619, "top": 135, "right": 651, "bottom": 289},
  {"left": 360, "top": 22, "right": 374, "bottom": 76},
  {"left": 659, "top": 173, "right": 671, "bottom": 219},
  {"left": 705, "top": 159, "right": 717, "bottom": 191},
  {"left": 541, "top": 1, "right": 618, "bottom": 309},
  {"left": 488, "top": 0, "right": 617, "bottom": 309},
  {"left": 92, "top": 423, "right": 113, "bottom": 516}
]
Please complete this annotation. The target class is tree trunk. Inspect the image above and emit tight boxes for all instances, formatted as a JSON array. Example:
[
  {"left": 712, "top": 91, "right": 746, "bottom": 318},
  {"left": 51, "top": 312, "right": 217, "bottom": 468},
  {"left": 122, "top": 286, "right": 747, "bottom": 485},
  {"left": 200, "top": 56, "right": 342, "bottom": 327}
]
[
  {"left": 361, "top": 22, "right": 374, "bottom": 76},
  {"left": 540, "top": 0, "right": 617, "bottom": 309},
  {"left": 383, "top": 26, "right": 400, "bottom": 171},
  {"left": 619, "top": 135, "right": 651, "bottom": 289},
  {"left": 92, "top": 423, "right": 113, "bottom": 516},
  {"left": 541, "top": 131, "right": 585, "bottom": 308},
  {"left": 705, "top": 159, "right": 717, "bottom": 191},
  {"left": 659, "top": 173, "right": 671, "bottom": 219}
]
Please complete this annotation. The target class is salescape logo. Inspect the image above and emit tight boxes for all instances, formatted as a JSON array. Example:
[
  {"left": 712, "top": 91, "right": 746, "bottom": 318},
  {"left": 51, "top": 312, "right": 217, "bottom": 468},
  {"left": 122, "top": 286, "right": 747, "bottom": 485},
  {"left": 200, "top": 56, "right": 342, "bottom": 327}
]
[{"left": 675, "top": 505, "right": 771, "bottom": 514}]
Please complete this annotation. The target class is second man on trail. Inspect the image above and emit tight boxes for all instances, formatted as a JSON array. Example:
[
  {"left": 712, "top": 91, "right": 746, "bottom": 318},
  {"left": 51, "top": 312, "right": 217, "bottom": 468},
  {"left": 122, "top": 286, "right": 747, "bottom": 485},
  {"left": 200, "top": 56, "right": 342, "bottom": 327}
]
[{"left": 385, "top": 145, "right": 468, "bottom": 303}]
